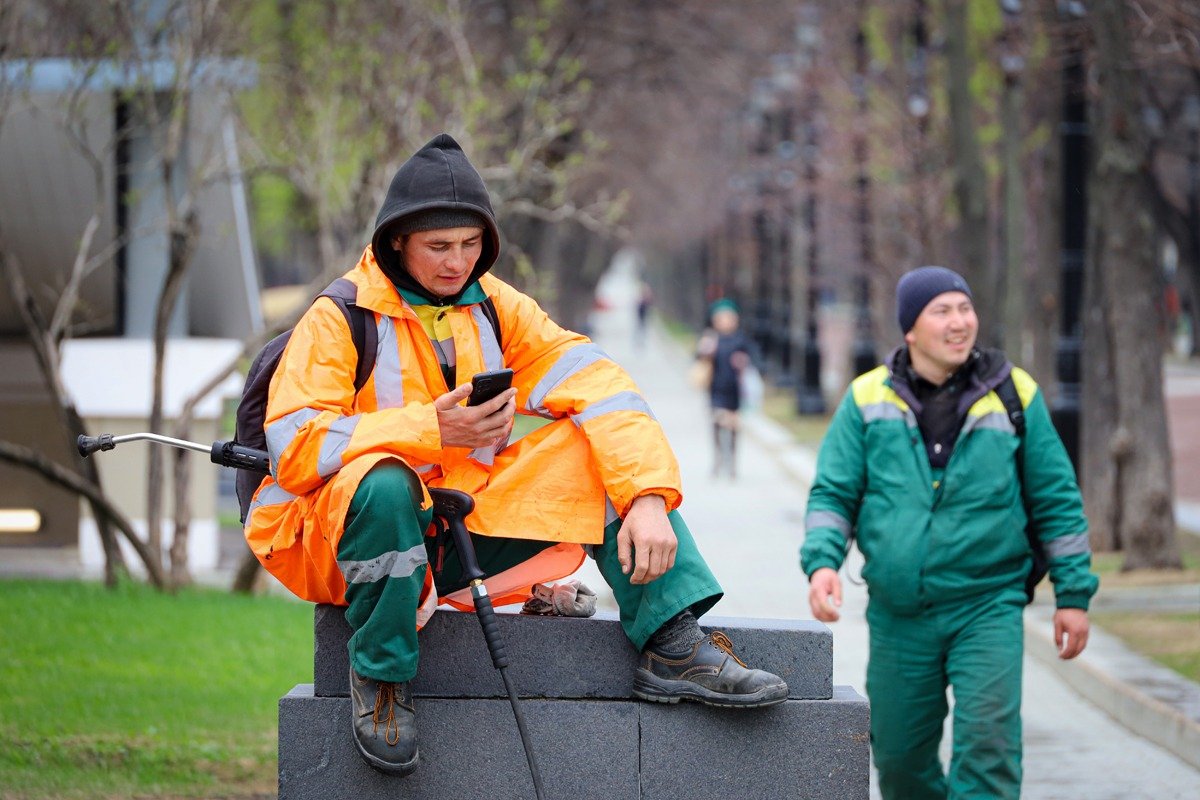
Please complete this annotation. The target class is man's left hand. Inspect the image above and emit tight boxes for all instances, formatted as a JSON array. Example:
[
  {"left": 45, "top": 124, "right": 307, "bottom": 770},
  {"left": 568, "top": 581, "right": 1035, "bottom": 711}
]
[
  {"left": 1053, "top": 608, "right": 1090, "bottom": 660},
  {"left": 616, "top": 494, "right": 677, "bottom": 585}
]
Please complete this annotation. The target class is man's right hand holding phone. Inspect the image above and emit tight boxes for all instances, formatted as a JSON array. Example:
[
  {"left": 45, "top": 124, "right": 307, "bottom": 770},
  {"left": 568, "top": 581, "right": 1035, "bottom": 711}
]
[{"left": 434, "top": 383, "right": 517, "bottom": 449}]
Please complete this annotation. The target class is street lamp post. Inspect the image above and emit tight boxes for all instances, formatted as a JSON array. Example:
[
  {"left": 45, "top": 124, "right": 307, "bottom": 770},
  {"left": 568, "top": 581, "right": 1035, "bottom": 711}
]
[
  {"left": 748, "top": 78, "right": 775, "bottom": 363},
  {"left": 852, "top": 1, "right": 878, "bottom": 376},
  {"left": 772, "top": 55, "right": 801, "bottom": 386},
  {"left": 1052, "top": 4, "right": 1087, "bottom": 473},
  {"left": 796, "top": 6, "right": 825, "bottom": 414},
  {"left": 908, "top": 0, "right": 933, "bottom": 256}
]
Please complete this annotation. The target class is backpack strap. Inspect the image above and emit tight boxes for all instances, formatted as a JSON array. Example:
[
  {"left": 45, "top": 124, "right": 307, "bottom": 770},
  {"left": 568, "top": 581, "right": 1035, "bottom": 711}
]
[
  {"left": 995, "top": 373, "right": 1025, "bottom": 436},
  {"left": 318, "top": 278, "right": 378, "bottom": 392},
  {"left": 996, "top": 371, "right": 1049, "bottom": 603}
]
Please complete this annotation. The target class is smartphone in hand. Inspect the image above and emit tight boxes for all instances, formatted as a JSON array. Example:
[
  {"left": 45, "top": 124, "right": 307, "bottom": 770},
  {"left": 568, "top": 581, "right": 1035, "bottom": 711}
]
[{"left": 467, "top": 368, "right": 514, "bottom": 406}]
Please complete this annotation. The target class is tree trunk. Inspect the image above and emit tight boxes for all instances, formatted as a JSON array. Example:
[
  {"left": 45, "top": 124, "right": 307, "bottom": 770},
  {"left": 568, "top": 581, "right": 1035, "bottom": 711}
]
[
  {"left": 232, "top": 549, "right": 264, "bottom": 594},
  {"left": 1080, "top": 230, "right": 1121, "bottom": 551},
  {"left": 0, "top": 238, "right": 131, "bottom": 585},
  {"left": 944, "top": 0, "right": 994, "bottom": 343},
  {"left": 147, "top": 213, "right": 199, "bottom": 585},
  {"left": 168, "top": 447, "right": 193, "bottom": 589},
  {"left": 1086, "top": 0, "right": 1182, "bottom": 570}
]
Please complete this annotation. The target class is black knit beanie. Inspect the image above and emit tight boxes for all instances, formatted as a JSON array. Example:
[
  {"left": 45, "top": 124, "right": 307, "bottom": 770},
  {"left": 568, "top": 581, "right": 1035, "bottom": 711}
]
[
  {"left": 391, "top": 208, "right": 488, "bottom": 237},
  {"left": 896, "top": 266, "right": 973, "bottom": 333}
]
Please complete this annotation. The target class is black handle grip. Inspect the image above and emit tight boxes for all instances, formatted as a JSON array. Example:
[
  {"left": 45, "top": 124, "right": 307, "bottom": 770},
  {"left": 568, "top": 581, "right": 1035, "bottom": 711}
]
[
  {"left": 77, "top": 434, "right": 115, "bottom": 457},
  {"left": 472, "top": 590, "right": 509, "bottom": 670},
  {"left": 210, "top": 441, "right": 271, "bottom": 474},
  {"left": 429, "top": 488, "right": 486, "bottom": 583}
]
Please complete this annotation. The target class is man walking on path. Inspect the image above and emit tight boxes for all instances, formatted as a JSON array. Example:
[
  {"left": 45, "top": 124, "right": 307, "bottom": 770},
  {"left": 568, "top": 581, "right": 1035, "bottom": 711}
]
[
  {"left": 584, "top": 256, "right": 1198, "bottom": 798},
  {"left": 800, "top": 266, "right": 1098, "bottom": 800}
]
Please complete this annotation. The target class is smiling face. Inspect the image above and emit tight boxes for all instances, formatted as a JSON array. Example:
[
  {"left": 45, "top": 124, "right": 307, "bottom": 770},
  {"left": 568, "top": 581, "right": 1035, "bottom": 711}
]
[
  {"left": 393, "top": 226, "right": 485, "bottom": 299},
  {"left": 904, "top": 290, "right": 978, "bottom": 383}
]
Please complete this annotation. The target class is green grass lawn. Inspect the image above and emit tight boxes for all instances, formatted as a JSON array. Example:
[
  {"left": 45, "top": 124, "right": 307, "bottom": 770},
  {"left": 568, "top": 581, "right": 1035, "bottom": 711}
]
[
  {"left": 1088, "top": 611, "right": 1200, "bottom": 683},
  {"left": 0, "top": 579, "right": 313, "bottom": 799}
]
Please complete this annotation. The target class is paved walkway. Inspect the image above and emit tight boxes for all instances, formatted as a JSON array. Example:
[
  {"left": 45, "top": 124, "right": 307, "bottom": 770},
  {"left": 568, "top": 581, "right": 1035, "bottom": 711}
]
[{"left": 580, "top": 254, "right": 1200, "bottom": 799}]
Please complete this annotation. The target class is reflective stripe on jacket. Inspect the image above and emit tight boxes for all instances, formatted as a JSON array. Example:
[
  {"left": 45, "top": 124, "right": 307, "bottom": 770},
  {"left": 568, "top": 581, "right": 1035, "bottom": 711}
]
[
  {"left": 245, "top": 246, "right": 681, "bottom": 607},
  {"left": 801, "top": 363, "right": 1097, "bottom": 613}
]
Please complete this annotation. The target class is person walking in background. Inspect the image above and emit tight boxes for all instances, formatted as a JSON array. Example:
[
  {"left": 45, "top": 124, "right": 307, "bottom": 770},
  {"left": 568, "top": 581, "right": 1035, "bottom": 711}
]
[
  {"left": 694, "top": 299, "right": 759, "bottom": 479},
  {"left": 799, "top": 267, "right": 1098, "bottom": 800},
  {"left": 635, "top": 280, "right": 655, "bottom": 345}
]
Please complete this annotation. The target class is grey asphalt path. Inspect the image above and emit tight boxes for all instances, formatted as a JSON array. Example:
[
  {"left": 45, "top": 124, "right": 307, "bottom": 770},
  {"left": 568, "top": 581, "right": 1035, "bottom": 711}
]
[{"left": 580, "top": 252, "right": 1200, "bottom": 800}]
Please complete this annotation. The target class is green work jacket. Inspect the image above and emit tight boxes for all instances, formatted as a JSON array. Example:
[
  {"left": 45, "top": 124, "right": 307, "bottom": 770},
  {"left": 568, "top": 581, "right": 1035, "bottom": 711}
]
[{"left": 800, "top": 355, "right": 1097, "bottom": 615}]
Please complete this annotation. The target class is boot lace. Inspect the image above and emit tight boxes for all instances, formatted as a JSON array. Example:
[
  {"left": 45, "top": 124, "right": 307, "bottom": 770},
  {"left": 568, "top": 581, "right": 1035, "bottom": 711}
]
[
  {"left": 710, "top": 631, "right": 748, "bottom": 667},
  {"left": 372, "top": 683, "right": 402, "bottom": 746}
]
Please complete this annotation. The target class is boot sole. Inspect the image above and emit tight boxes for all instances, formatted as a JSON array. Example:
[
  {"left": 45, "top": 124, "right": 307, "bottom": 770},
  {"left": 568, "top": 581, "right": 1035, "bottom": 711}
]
[
  {"left": 353, "top": 736, "right": 420, "bottom": 776},
  {"left": 632, "top": 673, "right": 788, "bottom": 709}
]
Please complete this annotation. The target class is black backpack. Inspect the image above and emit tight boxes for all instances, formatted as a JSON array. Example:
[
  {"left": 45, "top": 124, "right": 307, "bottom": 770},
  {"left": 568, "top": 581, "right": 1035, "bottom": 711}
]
[
  {"left": 234, "top": 278, "right": 502, "bottom": 523},
  {"left": 994, "top": 373, "right": 1048, "bottom": 604}
]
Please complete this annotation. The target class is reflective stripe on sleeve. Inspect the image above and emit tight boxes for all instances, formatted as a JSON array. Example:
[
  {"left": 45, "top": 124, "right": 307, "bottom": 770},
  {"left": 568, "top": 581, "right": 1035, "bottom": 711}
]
[
  {"left": 338, "top": 544, "right": 429, "bottom": 584},
  {"left": 317, "top": 414, "right": 361, "bottom": 478},
  {"left": 805, "top": 509, "right": 852, "bottom": 541},
  {"left": 374, "top": 316, "right": 404, "bottom": 409},
  {"left": 266, "top": 407, "right": 322, "bottom": 467},
  {"left": 1044, "top": 532, "right": 1091, "bottom": 559},
  {"left": 246, "top": 481, "right": 296, "bottom": 518},
  {"left": 570, "top": 391, "right": 655, "bottom": 427},
  {"left": 526, "top": 343, "right": 610, "bottom": 417}
]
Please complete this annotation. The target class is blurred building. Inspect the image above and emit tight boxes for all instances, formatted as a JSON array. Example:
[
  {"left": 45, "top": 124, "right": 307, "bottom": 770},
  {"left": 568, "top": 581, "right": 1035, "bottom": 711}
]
[{"left": 0, "top": 57, "right": 260, "bottom": 572}]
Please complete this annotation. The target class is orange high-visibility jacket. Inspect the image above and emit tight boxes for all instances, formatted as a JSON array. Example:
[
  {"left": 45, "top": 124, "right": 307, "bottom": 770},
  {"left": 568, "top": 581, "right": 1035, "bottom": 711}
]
[{"left": 244, "top": 247, "right": 682, "bottom": 612}]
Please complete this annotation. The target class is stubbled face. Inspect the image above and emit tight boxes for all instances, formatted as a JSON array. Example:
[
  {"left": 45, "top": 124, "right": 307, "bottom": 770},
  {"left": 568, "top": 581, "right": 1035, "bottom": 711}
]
[
  {"left": 393, "top": 226, "right": 485, "bottom": 298},
  {"left": 905, "top": 290, "right": 977, "bottom": 381}
]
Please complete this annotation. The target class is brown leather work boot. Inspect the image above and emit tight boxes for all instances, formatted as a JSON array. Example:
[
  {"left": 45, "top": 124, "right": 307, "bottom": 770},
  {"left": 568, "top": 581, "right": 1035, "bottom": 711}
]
[
  {"left": 350, "top": 667, "right": 419, "bottom": 775},
  {"left": 634, "top": 631, "right": 789, "bottom": 708}
]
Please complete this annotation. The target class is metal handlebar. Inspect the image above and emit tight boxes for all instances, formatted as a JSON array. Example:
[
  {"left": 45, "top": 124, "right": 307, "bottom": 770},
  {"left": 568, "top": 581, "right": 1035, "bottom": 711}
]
[{"left": 76, "top": 434, "right": 271, "bottom": 475}]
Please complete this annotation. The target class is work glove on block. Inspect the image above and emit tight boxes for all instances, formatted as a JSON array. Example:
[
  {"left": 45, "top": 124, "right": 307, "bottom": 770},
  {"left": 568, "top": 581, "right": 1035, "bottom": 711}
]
[{"left": 520, "top": 579, "right": 597, "bottom": 617}]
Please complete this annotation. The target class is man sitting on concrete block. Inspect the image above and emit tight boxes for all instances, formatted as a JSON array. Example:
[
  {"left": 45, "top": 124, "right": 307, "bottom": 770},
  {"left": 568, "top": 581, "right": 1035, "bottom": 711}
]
[{"left": 244, "top": 133, "right": 788, "bottom": 777}]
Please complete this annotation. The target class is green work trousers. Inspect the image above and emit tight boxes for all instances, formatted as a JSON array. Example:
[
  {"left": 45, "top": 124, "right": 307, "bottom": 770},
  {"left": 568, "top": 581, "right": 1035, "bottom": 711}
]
[
  {"left": 866, "top": 587, "right": 1026, "bottom": 800},
  {"left": 338, "top": 462, "right": 723, "bottom": 684}
]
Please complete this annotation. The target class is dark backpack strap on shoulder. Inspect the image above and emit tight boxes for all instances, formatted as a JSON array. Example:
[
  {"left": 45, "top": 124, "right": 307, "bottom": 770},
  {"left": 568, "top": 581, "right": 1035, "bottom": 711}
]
[
  {"left": 995, "top": 373, "right": 1025, "bottom": 436},
  {"left": 996, "top": 372, "right": 1046, "bottom": 603},
  {"left": 318, "top": 278, "right": 378, "bottom": 391}
]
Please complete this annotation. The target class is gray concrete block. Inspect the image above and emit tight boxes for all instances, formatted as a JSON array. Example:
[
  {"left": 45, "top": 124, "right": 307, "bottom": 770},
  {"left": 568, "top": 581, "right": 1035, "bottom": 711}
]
[
  {"left": 639, "top": 686, "right": 871, "bottom": 800},
  {"left": 279, "top": 683, "right": 869, "bottom": 799},
  {"left": 279, "top": 684, "right": 639, "bottom": 800},
  {"left": 314, "top": 604, "right": 832, "bottom": 701}
]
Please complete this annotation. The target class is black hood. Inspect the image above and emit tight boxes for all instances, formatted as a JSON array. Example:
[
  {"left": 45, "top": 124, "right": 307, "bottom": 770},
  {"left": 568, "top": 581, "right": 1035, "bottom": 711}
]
[{"left": 371, "top": 133, "right": 501, "bottom": 304}]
